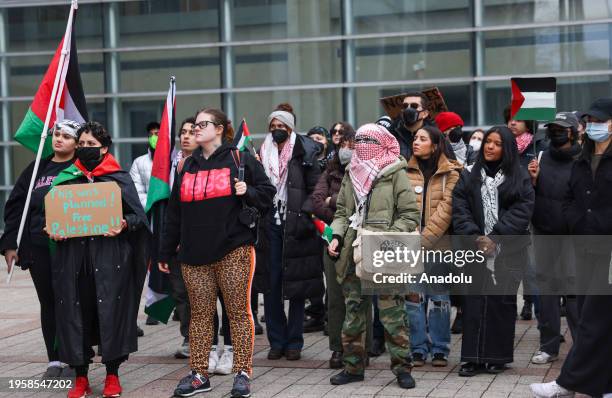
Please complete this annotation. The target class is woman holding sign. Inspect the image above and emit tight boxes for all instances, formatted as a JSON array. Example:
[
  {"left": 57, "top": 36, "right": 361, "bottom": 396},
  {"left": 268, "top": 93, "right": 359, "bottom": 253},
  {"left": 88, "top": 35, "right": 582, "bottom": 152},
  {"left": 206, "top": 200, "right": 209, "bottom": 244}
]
[
  {"left": 0, "top": 120, "right": 80, "bottom": 378},
  {"left": 159, "top": 108, "right": 275, "bottom": 398},
  {"left": 47, "top": 121, "right": 150, "bottom": 398}
]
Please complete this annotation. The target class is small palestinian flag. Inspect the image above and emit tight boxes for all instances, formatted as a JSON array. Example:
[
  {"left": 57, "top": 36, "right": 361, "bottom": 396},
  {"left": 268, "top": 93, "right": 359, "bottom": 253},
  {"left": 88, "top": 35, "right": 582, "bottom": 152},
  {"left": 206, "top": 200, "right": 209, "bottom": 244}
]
[
  {"left": 313, "top": 217, "right": 333, "bottom": 244},
  {"left": 234, "top": 119, "right": 254, "bottom": 152},
  {"left": 15, "top": 7, "right": 87, "bottom": 157},
  {"left": 511, "top": 77, "right": 556, "bottom": 121}
]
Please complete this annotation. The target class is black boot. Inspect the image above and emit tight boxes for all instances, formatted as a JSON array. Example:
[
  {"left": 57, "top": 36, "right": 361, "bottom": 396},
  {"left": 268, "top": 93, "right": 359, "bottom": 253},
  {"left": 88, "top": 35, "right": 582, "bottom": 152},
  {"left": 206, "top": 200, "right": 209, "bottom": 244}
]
[
  {"left": 330, "top": 370, "right": 364, "bottom": 385},
  {"left": 368, "top": 337, "right": 386, "bottom": 357},
  {"left": 146, "top": 316, "right": 159, "bottom": 325},
  {"left": 303, "top": 316, "right": 325, "bottom": 333},
  {"left": 397, "top": 371, "right": 416, "bottom": 389},
  {"left": 520, "top": 301, "right": 533, "bottom": 321},
  {"left": 329, "top": 351, "right": 343, "bottom": 369}
]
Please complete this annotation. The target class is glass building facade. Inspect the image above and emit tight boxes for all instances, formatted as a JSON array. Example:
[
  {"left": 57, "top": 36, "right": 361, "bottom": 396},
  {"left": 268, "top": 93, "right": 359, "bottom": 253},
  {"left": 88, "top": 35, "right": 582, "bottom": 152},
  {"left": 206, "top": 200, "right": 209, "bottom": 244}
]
[{"left": 1, "top": 0, "right": 612, "bottom": 228}]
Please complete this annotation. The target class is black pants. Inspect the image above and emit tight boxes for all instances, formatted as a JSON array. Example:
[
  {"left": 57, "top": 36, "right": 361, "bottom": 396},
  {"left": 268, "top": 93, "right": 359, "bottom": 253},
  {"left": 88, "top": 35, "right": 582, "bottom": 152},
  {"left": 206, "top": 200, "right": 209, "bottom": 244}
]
[
  {"left": 26, "top": 245, "right": 59, "bottom": 362},
  {"left": 168, "top": 258, "right": 190, "bottom": 339},
  {"left": 213, "top": 295, "right": 232, "bottom": 346},
  {"left": 557, "top": 295, "right": 612, "bottom": 396},
  {"left": 71, "top": 264, "right": 126, "bottom": 374}
]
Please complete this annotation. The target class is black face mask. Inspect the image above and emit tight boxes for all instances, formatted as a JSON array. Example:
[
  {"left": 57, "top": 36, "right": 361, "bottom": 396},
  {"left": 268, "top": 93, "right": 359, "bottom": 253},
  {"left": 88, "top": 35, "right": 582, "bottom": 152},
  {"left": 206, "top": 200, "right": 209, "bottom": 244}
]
[
  {"left": 402, "top": 107, "right": 420, "bottom": 126},
  {"left": 548, "top": 131, "right": 570, "bottom": 147},
  {"left": 76, "top": 147, "right": 103, "bottom": 171},
  {"left": 271, "top": 129, "right": 289, "bottom": 144}
]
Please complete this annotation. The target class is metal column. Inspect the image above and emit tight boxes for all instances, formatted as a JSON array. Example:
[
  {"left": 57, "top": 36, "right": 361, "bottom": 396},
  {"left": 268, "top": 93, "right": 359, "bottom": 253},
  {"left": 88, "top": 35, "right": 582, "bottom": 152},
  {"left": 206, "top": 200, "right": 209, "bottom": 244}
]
[
  {"left": 341, "top": 0, "right": 356, "bottom": 126},
  {"left": 220, "top": 0, "right": 235, "bottom": 121},
  {"left": 0, "top": 9, "right": 11, "bottom": 186},
  {"left": 474, "top": 0, "right": 485, "bottom": 126}
]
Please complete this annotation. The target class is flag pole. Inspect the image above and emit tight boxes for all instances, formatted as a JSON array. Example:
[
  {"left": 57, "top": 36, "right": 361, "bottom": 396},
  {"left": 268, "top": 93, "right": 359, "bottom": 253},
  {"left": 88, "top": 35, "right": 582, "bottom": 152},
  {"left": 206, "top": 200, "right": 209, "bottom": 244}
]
[{"left": 6, "top": 0, "right": 78, "bottom": 285}]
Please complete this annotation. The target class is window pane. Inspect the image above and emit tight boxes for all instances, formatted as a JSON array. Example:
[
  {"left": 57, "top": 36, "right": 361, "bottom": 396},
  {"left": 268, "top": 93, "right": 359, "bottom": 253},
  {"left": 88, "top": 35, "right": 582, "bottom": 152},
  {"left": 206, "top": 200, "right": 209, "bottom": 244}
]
[
  {"left": 234, "top": 41, "right": 341, "bottom": 87},
  {"left": 119, "top": 48, "right": 221, "bottom": 93},
  {"left": 483, "top": 76, "right": 612, "bottom": 125},
  {"left": 9, "top": 52, "right": 105, "bottom": 96},
  {"left": 484, "top": 24, "right": 611, "bottom": 75},
  {"left": 355, "top": 84, "right": 474, "bottom": 128},
  {"left": 118, "top": 0, "right": 220, "bottom": 47},
  {"left": 234, "top": 89, "right": 342, "bottom": 143},
  {"left": 355, "top": 33, "right": 472, "bottom": 82},
  {"left": 7, "top": 3, "right": 104, "bottom": 52},
  {"left": 483, "top": 0, "right": 612, "bottom": 26},
  {"left": 353, "top": 0, "right": 471, "bottom": 34},
  {"left": 0, "top": 190, "right": 7, "bottom": 230},
  {"left": 232, "top": 0, "right": 341, "bottom": 41},
  {"left": 119, "top": 94, "right": 221, "bottom": 169}
]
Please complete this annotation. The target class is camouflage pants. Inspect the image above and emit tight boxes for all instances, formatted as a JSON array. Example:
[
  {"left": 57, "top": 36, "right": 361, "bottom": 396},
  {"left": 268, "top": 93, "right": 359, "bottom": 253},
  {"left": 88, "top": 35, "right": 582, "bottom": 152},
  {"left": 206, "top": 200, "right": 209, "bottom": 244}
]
[{"left": 341, "top": 272, "right": 412, "bottom": 375}]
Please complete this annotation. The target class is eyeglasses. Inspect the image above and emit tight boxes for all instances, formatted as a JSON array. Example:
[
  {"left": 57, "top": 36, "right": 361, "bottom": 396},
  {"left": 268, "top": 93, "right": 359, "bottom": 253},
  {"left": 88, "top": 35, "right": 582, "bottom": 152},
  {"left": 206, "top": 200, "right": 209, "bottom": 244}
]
[
  {"left": 193, "top": 120, "right": 218, "bottom": 130},
  {"left": 332, "top": 129, "right": 343, "bottom": 136},
  {"left": 355, "top": 137, "right": 380, "bottom": 145},
  {"left": 402, "top": 102, "right": 421, "bottom": 110}
]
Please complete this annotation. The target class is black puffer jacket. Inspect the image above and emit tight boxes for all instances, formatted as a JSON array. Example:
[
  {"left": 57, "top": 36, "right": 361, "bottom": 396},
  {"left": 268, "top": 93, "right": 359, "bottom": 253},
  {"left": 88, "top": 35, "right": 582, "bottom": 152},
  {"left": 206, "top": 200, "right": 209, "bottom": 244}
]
[
  {"left": 532, "top": 144, "right": 580, "bottom": 234},
  {"left": 266, "top": 134, "right": 324, "bottom": 300},
  {"left": 452, "top": 164, "right": 535, "bottom": 254}
]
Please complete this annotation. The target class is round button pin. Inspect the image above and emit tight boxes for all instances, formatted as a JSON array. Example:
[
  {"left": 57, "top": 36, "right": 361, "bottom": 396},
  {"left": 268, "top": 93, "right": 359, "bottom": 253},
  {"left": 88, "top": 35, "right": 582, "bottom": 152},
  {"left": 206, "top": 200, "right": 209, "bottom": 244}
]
[{"left": 415, "top": 186, "right": 423, "bottom": 194}]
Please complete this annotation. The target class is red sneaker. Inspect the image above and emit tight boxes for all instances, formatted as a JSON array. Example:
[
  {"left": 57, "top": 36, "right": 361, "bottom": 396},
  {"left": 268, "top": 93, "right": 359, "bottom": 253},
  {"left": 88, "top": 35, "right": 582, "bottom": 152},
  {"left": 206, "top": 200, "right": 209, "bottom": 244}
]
[
  {"left": 103, "top": 374, "right": 122, "bottom": 398},
  {"left": 67, "top": 376, "right": 91, "bottom": 398}
]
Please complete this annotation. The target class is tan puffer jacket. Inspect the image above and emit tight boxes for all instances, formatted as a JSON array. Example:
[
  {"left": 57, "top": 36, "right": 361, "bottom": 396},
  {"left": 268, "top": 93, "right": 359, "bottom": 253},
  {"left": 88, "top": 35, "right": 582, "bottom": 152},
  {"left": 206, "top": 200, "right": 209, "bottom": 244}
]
[{"left": 406, "top": 154, "right": 462, "bottom": 249}]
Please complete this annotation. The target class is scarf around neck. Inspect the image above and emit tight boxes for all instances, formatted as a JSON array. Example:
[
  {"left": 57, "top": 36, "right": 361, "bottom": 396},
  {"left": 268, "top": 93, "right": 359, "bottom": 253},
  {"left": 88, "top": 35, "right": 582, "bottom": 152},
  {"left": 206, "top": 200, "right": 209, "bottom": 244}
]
[
  {"left": 516, "top": 132, "right": 533, "bottom": 154},
  {"left": 480, "top": 167, "right": 505, "bottom": 235},
  {"left": 260, "top": 132, "right": 296, "bottom": 224}
]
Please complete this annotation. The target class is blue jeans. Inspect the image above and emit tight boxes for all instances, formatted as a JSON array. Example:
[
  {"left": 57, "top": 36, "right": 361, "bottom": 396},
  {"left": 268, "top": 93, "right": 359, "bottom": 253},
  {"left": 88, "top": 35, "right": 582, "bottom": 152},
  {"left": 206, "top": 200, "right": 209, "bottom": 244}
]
[
  {"left": 405, "top": 293, "right": 451, "bottom": 358},
  {"left": 264, "top": 220, "right": 305, "bottom": 351}
]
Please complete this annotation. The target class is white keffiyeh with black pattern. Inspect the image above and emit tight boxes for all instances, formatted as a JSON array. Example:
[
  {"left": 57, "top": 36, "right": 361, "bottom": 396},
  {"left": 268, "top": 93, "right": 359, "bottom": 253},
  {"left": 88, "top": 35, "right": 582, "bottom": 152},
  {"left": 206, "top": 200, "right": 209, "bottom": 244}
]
[{"left": 480, "top": 167, "right": 505, "bottom": 235}]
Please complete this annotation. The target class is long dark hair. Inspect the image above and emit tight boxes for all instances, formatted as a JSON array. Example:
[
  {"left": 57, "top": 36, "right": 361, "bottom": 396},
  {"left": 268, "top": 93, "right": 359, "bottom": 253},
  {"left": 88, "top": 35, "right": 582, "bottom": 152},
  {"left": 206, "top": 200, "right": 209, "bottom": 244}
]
[
  {"left": 470, "top": 125, "right": 523, "bottom": 202},
  {"left": 415, "top": 125, "right": 452, "bottom": 166}
]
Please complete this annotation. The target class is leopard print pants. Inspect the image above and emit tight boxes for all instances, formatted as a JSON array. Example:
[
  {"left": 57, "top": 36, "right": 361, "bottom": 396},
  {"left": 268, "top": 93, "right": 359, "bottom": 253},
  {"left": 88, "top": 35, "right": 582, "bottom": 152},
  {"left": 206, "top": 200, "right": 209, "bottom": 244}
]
[{"left": 182, "top": 245, "right": 255, "bottom": 376}]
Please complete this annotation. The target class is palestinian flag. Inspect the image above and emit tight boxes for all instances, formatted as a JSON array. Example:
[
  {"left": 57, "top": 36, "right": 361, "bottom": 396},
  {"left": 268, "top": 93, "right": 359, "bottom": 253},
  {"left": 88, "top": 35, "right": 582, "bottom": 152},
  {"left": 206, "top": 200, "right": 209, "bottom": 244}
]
[
  {"left": 15, "top": 9, "right": 87, "bottom": 157},
  {"left": 145, "top": 77, "right": 176, "bottom": 213},
  {"left": 144, "top": 77, "right": 176, "bottom": 324},
  {"left": 511, "top": 77, "right": 556, "bottom": 121},
  {"left": 313, "top": 217, "right": 333, "bottom": 244},
  {"left": 234, "top": 119, "right": 254, "bottom": 152}
]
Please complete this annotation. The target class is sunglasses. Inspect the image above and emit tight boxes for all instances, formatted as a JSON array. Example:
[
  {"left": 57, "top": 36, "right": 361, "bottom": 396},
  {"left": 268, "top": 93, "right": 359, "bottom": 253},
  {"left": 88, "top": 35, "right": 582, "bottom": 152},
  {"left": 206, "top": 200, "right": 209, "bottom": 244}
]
[
  {"left": 402, "top": 102, "right": 421, "bottom": 110},
  {"left": 331, "top": 128, "right": 344, "bottom": 136}
]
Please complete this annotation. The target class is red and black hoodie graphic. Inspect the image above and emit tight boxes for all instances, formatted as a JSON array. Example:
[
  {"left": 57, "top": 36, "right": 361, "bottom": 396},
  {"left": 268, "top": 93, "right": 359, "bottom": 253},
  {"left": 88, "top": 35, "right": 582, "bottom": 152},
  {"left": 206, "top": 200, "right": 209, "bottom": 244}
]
[{"left": 160, "top": 144, "right": 275, "bottom": 266}]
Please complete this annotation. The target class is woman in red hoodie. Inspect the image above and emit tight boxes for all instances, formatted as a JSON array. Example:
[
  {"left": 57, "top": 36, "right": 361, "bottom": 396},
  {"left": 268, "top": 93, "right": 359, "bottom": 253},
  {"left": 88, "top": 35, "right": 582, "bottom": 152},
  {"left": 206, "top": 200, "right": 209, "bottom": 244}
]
[{"left": 159, "top": 108, "right": 275, "bottom": 398}]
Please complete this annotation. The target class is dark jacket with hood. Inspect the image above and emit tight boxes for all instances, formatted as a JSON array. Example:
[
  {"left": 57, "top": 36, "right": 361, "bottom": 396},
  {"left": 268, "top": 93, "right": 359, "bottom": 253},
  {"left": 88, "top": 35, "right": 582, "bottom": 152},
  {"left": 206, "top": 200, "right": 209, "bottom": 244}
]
[
  {"left": 50, "top": 153, "right": 151, "bottom": 365},
  {"left": 532, "top": 144, "right": 580, "bottom": 234},
  {"left": 160, "top": 144, "right": 275, "bottom": 265},
  {"left": 267, "top": 134, "right": 324, "bottom": 300}
]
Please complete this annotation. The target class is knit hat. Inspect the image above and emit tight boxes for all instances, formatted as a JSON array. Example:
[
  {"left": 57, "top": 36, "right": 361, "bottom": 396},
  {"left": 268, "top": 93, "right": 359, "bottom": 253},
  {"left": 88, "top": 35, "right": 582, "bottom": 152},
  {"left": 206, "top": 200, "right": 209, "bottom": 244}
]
[{"left": 435, "top": 112, "right": 464, "bottom": 132}]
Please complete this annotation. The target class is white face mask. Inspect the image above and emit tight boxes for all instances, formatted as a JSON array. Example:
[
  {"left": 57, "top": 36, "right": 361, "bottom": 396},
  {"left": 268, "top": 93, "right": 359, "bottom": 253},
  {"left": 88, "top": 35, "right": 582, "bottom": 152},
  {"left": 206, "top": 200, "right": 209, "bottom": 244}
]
[
  {"left": 469, "top": 139, "right": 482, "bottom": 152},
  {"left": 338, "top": 148, "right": 354, "bottom": 165}
]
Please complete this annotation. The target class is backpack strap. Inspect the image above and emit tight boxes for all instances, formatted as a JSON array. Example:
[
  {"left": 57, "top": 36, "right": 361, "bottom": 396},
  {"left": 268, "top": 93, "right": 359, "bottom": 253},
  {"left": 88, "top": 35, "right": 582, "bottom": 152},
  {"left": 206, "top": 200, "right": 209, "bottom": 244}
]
[{"left": 537, "top": 150, "right": 544, "bottom": 164}]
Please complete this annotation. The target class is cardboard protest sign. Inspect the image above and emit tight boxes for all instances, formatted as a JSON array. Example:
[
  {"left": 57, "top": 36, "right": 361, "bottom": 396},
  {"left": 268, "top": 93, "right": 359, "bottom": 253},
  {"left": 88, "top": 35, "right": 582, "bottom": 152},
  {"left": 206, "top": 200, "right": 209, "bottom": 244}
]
[
  {"left": 45, "top": 181, "right": 123, "bottom": 238},
  {"left": 421, "top": 87, "right": 448, "bottom": 118},
  {"left": 379, "top": 87, "right": 449, "bottom": 120}
]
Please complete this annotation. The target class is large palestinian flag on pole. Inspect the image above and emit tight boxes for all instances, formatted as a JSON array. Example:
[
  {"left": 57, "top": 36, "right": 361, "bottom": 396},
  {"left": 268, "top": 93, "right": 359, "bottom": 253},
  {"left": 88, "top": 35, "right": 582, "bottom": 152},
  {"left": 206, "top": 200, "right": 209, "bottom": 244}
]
[
  {"left": 144, "top": 77, "right": 176, "bottom": 324},
  {"left": 510, "top": 77, "right": 556, "bottom": 121},
  {"left": 14, "top": 13, "right": 88, "bottom": 157}
]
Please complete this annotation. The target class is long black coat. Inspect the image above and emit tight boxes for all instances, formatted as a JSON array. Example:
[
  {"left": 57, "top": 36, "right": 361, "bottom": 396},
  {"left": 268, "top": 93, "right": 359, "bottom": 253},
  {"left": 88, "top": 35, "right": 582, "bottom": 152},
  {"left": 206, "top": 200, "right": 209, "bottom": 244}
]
[
  {"left": 452, "top": 165, "right": 535, "bottom": 254},
  {"left": 52, "top": 169, "right": 150, "bottom": 365},
  {"left": 266, "top": 134, "right": 324, "bottom": 300}
]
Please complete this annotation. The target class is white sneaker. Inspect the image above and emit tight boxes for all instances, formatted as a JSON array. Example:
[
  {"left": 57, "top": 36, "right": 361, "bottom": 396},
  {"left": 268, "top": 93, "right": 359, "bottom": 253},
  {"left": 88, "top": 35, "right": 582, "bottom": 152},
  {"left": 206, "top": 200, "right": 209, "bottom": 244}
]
[
  {"left": 530, "top": 381, "right": 575, "bottom": 398},
  {"left": 531, "top": 351, "right": 558, "bottom": 364},
  {"left": 215, "top": 346, "right": 234, "bottom": 375},
  {"left": 208, "top": 346, "right": 219, "bottom": 374}
]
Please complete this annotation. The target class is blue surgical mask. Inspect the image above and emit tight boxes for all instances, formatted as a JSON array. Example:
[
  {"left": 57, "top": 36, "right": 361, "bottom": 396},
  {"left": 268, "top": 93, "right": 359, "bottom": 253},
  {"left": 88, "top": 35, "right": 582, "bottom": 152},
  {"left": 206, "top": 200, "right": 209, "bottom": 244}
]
[{"left": 586, "top": 122, "right": 611, "bottom": 142}]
